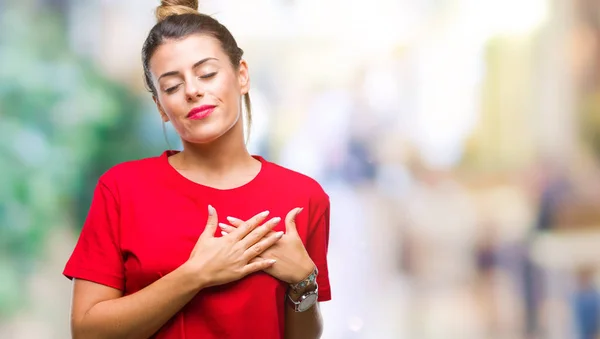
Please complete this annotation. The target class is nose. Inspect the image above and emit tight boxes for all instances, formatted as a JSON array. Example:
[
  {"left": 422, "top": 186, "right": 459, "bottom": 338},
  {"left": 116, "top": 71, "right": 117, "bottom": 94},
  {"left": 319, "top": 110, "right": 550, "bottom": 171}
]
[{"left": 184, "top": 77, "right": 204, "bottom": 101}]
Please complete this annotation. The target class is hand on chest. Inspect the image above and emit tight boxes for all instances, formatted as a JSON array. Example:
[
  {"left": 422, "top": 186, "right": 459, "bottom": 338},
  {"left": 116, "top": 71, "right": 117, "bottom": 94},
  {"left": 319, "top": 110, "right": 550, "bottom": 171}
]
[{"left": 121, "top": 191, "right": 310, "bottom": 291}]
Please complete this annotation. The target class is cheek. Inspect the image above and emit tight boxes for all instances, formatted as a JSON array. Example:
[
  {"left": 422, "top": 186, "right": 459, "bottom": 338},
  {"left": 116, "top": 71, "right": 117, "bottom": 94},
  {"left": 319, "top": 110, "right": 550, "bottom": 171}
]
[
  {"left": 159, "top": 96, "right": 187, "bottom": 126},
  {"left": 158, "top": 93, "right": 174, "bottom": 109},
  {"left": 210, "top": 76, "right": 240, "bottom": 104}
]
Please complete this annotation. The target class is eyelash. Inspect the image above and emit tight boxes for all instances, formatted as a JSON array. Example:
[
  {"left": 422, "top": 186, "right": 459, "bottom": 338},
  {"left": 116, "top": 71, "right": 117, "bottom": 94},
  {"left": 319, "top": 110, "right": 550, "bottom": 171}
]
[{"left": 164, "top": 72, "right": 218, "bottom": 94}]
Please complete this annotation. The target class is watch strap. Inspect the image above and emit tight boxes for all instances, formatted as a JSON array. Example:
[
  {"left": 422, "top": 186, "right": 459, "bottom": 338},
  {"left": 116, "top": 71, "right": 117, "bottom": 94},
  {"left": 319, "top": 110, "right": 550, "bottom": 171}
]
[
  {"left": 289, "top": 267, "right": 318, "bottom": 293},
  {"left": 287, "top": 285, "right": 319, "bottom": 312}
]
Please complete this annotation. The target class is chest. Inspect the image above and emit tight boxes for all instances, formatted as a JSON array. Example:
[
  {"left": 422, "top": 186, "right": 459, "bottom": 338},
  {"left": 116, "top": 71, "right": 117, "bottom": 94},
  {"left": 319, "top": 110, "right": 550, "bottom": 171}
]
[{"left": 117, "top": 184, "right": 310, "bottom": 293}]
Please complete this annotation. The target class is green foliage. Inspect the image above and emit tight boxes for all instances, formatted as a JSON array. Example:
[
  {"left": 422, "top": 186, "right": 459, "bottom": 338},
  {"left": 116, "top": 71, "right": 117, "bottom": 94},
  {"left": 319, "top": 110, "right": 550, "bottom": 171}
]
[{"left": 0, "top": 4, "right": 160, "bottom": 317}]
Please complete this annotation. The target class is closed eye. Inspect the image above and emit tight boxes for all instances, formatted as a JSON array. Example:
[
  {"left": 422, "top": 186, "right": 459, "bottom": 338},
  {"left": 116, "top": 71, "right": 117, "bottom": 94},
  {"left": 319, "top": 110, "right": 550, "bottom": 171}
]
[
  {"left": 200, "top": 72, "right": 217, "bottom": 79},
  {"left": 165, "top": 84, "right": 181, "bottom": 94},
  {"left": 163, "top": 72, "right": 216, "bottom": 94}
]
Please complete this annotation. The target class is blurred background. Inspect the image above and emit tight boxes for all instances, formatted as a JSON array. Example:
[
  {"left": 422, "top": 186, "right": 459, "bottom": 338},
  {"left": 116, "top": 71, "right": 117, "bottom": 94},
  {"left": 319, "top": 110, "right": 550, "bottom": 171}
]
[{"left": 3, "top": 0, "right": 600, "bottom": 338}]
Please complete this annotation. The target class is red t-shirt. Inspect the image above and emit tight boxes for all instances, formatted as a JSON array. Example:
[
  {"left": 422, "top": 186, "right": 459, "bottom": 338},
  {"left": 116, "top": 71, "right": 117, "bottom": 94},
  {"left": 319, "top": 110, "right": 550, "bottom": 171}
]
[{"left": 63, "top": 151, "right": 331, "bottom": 339}]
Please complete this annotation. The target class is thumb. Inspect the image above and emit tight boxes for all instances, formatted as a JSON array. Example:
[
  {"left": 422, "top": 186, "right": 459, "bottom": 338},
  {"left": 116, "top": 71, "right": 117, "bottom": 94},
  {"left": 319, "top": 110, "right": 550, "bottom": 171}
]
[
  {"left": 285, "top": 207, "right": 303, "bottom": 236},
  {"left": 202, "top": 205, "right": 218, "bottom": 238}
]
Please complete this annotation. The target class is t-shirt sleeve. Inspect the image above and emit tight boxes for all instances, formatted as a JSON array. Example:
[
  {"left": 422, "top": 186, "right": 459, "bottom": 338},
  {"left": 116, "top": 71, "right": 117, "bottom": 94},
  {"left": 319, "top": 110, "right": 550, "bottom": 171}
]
[
  {"left": 306, "top": 200, "right": 332, "bottom": 302},
  {"left": 63, "top": 178, "right": 124, "bottom": 291}
]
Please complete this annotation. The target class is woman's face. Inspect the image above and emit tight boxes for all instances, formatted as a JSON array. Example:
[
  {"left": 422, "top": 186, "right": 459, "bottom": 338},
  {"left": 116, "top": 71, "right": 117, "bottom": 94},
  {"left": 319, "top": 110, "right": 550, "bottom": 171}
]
[{"left": 150, "top": 34, "right": 249, "bottom": 144}]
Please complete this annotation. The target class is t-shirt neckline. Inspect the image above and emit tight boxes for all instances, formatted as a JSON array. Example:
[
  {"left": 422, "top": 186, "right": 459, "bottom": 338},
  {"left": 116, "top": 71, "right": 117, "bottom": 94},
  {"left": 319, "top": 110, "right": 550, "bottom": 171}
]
[{"left": 159, "top": 150, "right": 268, "bottom": 193}]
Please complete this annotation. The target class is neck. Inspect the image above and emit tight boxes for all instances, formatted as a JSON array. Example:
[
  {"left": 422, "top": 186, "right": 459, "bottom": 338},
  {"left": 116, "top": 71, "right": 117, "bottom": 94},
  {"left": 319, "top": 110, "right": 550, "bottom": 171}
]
[{"left": 176, "top": 120, "right": 254, "bottom": 174}]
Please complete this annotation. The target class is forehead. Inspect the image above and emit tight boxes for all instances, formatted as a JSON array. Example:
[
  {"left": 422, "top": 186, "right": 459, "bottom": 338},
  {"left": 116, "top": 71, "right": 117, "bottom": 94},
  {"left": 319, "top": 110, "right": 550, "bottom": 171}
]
[{"left": 150, "top": 34, "right": 225, "bottom": 75}]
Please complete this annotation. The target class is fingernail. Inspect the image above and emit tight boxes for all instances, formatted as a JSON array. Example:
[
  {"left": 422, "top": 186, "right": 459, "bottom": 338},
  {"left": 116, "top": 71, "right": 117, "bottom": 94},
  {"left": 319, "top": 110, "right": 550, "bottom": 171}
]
[
  {"left": 268, "top": 259, "right": 277, "bottom": 264},
  {"left": 296, "top": 207, "right": 304, "bottom": 215},
  {"left": 208, "top": 205, "right": 215, "bottom": 215},
  {"left": 218, "top": 223, "right": 228, "bottom": 229},
  {"left": 275, "top": 231, "right": 284, "bottom": 238},
  {"left": 227, "top": 216, "right": 241, "bottom": 223},
  {"left": 271, "top": 217, "right": 281, "bottom": 224},
  {"left": 221, "top": 231, "right": 228, "bottom": 236},
  {"left": 260, "top": 210, "right": 270, "bottom": 218}
]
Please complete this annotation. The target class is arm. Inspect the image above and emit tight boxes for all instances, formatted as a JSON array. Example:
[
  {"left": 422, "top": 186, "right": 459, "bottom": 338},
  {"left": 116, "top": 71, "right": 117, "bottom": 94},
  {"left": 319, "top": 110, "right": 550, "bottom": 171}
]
[
  {"left": 283, "top": 204, "right": 329, "bottom": 339},
  {"left": 71, "top": 262, "right": 205, "bottom": 339},
  {"left": 223, "top": 205, "right": 332, "bottom": 339},
  {"left": 284, "top": 288, "right": 323, "bottom": 339},
  {"left": 70, "top": 207, "right": 282, "bottom": 339}
]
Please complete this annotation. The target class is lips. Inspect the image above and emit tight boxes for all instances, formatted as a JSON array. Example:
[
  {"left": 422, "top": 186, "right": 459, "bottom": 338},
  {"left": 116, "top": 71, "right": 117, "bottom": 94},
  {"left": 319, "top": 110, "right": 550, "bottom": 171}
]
[{"left": 187, "top": 105, "right": 216, "bottom": 120}]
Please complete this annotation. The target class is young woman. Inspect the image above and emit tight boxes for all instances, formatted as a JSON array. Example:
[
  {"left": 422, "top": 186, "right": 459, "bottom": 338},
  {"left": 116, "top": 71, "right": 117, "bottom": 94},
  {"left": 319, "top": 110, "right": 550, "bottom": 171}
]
[{"left": 63, "top": 1, "right": 331, "bottom": 338}]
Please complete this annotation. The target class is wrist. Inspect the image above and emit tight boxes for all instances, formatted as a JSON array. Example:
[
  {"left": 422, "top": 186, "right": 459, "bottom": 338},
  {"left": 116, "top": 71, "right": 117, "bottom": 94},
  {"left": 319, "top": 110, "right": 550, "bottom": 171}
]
[
  {"left": 180, "top": 261, "right": 209, "bottom": 291},
  {"left": 290, "top": 260, "right": 316, "bottom": 284},
  {"left": 289, "top": 266, "right": 318, "bottom": 296},
  {"left": 287, "top": 282, "right": 319, "bottom": 312},
  {"left": 288, "top": 282, "right": 317, "bottom": 300}
]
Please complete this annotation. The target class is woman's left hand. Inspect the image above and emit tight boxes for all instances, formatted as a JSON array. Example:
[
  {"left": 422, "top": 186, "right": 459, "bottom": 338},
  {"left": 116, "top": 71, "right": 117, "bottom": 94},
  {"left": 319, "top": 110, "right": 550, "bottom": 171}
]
[{"left": 220, "top": 207, "right": 315, "bottom": 284}]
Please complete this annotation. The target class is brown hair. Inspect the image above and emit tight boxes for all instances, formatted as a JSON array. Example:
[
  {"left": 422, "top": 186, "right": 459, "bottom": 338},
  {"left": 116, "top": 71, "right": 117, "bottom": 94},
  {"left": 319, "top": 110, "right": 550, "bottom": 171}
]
[{"left": 143, "top": 0, "right": 252, "bottom": 138}]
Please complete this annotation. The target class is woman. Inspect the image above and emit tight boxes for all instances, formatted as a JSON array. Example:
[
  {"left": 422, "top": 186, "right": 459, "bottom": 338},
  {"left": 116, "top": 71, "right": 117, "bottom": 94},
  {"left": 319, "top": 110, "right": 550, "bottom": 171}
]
[{"left": 63, "top": 1, "right": 331, "bottom": 338}]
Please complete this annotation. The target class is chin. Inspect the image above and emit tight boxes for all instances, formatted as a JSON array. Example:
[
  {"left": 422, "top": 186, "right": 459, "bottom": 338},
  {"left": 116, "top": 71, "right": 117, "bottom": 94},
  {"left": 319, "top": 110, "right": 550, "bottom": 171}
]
[
  {"left": 183, "top": 133, "right": 221, "bottom": 145},
  {"left": 182, "top": 126, "right": 229, "bottom": 144},
  {"left": 177, "top": 116, "right": 240, "bottom": 145}
]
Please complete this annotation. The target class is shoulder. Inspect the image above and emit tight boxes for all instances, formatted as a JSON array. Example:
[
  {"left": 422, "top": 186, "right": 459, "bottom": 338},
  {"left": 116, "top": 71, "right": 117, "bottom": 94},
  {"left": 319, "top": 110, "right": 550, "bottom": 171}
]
[
  {"left": 97, "top": 154, "right": 163, "bottom": 191},
  {"left": 263, "top": 159, "right": 329, "bottom": 210}
]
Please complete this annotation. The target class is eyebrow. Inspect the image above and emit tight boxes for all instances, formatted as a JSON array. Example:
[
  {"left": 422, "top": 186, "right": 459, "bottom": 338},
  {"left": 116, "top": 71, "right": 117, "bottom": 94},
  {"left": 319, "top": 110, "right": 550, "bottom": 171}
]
[{"left": 157, "top": 57, "right": 218, "bottom": 81}]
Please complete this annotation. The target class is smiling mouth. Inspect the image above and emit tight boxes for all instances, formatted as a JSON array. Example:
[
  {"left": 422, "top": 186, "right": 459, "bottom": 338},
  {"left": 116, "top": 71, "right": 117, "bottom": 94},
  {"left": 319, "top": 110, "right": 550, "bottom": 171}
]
[{"left": 187, "top": 105, "right": 216, "bottom": 120}]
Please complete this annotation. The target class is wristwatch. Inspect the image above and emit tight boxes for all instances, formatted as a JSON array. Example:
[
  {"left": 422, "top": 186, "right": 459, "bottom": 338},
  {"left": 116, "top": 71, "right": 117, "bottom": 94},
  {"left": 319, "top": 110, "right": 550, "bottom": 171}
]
[
  {"left": 287, "top": 267, "right": 319, "bottom": 312},
  {"left": 288, "top": 285, "right": 319, "bottom": 312}
]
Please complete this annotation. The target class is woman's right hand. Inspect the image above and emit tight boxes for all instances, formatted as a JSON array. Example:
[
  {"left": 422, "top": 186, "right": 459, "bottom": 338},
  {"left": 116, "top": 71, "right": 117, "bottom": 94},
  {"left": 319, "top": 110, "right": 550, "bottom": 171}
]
[{"left": 186, "top": 205, "right": 283, "bottom": 288}]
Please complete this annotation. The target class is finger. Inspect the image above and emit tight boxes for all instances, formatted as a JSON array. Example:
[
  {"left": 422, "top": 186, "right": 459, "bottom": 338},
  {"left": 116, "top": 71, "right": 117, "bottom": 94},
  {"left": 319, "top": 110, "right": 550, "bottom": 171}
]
[
  {"left": 225, "top": 217, "right": 243, "bottom": 227},
  {"left": 218, "top": 223, "right": 237, "bottom": 234},
  {"left": 241, "top": 258, "right": 277, "bottom": 276},
  {"left": 239, "top": 217, "right": 281, "bottom": 250},
  {"left": 222, "top": 220, "right": 280, "bottom": 239},
  {"left": 223, "top": 222, "right": 280, "bottom": 237},
  {"left": 230, "top": 211, "right": 270, "bottom": 240},
  {"left": 201, "top": 205, "right": 218, "bottom": 239},
  {"left": 248, "top": 255, "right": 265, "bottom": 264},
  {"left": 243, "top": 230, "right": 283, "bottom": 261},
  {"left": 284, "top": 207, "right": 303, "bottom": 236}
]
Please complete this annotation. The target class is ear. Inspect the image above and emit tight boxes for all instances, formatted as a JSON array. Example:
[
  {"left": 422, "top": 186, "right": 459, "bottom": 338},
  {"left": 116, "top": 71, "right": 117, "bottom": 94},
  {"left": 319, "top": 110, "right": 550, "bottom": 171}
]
[
  {"left": 153, "top": 96, "right": 170, "bottom": 122},
  {"left": 238, "top": 60, "right": 250, "bottom": 95}
]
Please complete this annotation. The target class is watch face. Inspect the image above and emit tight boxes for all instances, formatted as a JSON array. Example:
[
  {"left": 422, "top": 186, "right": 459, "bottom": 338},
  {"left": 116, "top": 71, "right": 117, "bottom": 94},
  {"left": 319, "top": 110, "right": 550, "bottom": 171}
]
[{"left": 298, "top": 293, "right": 318, "bottom": 312}]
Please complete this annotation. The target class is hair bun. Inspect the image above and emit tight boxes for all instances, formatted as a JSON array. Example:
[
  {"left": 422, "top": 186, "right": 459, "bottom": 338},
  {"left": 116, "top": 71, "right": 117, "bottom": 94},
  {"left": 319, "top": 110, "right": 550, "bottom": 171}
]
[{"left": 156, "top": 0, "right": 199, "bottom": 22}]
